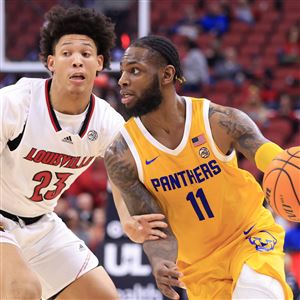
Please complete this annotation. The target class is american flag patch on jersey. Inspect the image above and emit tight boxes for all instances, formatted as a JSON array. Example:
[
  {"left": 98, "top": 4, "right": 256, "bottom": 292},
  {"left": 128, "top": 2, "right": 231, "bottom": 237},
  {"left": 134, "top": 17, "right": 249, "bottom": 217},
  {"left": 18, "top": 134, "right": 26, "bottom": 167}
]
[{"left": 192, "top": 134, "right": 206, "bottom": 147}]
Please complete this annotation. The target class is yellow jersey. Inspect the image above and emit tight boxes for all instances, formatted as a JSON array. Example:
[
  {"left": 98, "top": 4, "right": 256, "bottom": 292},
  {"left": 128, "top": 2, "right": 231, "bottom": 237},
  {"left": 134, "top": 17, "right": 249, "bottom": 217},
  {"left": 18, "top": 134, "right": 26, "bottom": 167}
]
[{"left": 120, "top": 97, "right": 292, "bottom": 299}]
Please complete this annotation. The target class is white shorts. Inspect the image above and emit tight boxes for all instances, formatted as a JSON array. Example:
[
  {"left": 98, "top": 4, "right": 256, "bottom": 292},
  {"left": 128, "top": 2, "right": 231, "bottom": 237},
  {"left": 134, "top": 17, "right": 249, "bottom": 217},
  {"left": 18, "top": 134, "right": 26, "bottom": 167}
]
[
  {"left": 0, "top": 212, "right": 99, "bottom": 299},
  {"left": 232, "top": 264, "right": 285, "bottom": 299}
]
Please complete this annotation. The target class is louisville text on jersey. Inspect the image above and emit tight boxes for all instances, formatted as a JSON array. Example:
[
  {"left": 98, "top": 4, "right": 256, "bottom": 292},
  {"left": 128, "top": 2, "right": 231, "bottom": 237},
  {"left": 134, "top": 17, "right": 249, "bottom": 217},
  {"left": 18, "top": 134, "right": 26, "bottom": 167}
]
[{"left": 24, "top": 148, "right": 94, "bottom": 169}]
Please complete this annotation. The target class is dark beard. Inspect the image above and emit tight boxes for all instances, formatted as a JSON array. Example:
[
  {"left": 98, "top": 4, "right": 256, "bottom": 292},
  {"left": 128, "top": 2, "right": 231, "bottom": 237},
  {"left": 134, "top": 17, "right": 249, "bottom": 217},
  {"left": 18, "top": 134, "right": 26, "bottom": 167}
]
[{"left": 125, "top": 75, "right": 163, "bottom": 117}]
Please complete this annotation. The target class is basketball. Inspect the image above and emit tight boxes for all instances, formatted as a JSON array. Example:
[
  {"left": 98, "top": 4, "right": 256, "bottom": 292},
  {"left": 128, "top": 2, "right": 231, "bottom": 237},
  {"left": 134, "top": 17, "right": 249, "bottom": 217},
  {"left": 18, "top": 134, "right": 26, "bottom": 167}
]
[{"left": 263, "top": 146, "right": 300, "bottom": 222}]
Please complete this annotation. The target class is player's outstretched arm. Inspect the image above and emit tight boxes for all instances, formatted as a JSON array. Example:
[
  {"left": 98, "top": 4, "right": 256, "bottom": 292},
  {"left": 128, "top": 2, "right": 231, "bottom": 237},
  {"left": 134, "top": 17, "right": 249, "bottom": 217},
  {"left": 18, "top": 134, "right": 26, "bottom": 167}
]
[
  {"left": 104, "top": 134, "right": 184, "bottom": 300},
  {"left": 110, "top": 180, "right": 168, "bottom": 243},
  {"left": 208, "top": 103, "right": 283, "bottom": 171}
]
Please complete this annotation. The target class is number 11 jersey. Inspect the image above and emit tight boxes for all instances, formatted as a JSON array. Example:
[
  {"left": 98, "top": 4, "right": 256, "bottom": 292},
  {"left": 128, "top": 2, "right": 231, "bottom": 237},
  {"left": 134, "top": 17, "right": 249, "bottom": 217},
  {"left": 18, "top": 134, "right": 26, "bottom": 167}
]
[{"left": 121, "top": 97, "right": 277, "bottom": 265}]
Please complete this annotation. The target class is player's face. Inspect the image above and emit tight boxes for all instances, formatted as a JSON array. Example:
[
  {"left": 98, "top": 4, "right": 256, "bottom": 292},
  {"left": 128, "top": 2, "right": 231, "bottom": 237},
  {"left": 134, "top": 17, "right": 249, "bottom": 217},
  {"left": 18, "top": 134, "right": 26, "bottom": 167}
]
[
  {"left": 47, "top": 34, "right": 103, "bottom": 94},
  {"left": 118, "top": 47, "right": 163, "bottom": 117}
]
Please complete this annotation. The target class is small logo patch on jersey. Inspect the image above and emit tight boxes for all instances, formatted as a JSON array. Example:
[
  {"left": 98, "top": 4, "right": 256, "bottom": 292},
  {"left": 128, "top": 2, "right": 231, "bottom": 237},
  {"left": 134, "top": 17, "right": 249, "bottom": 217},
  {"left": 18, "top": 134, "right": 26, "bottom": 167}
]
[
  {"left": 248, "top": 230, "right": 277, "bottom": 252},
  {"left": 62, "top": 136, "right": 73, "bottom": 144},
  {"left": 79, "top": 244, "right": 86, "bottom": 252},
  {"left": 0, "top": 224, "right": 5, "bottom": 232},
  {"left": 199, "top": 147, "right": 210, "bottom": 158},
  {"left": 146, "top": 156, "right": 159, "bottom": 165},
  {"left": 192, "top": 134, "right": 206, "bottom": 147},
  {"left": 87, "top": 130, "right": 98, "bottom": 141}
]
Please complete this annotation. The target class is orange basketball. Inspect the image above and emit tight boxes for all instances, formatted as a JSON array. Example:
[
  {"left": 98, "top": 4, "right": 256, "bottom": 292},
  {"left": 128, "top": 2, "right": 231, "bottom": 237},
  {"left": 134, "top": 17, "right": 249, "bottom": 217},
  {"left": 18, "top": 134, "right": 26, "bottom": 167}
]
[{"left": 263, "top": 146, "right": 300, "bottom": 222}]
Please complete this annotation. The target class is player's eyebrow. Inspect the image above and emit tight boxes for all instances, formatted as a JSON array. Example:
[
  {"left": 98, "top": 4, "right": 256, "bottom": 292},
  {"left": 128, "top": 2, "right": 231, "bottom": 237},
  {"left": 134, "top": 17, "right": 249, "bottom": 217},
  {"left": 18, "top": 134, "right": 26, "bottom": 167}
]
[
  {"left": 120, "top": 60, "right": 139, "bottom": 68},
  {"left": 61, "top": 41, "right": 94, "bottom": 48}
]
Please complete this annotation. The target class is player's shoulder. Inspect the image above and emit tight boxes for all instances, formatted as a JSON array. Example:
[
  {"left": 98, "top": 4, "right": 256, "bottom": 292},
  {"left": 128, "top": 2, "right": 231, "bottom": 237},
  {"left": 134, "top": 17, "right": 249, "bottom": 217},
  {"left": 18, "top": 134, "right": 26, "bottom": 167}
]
[
  {"left": 93, "top": 94, "right": 116, "bottom": 110},
  {"left": 93, "top": 94, "right": 124, "bottom": 122},
  {"left": 184, "top": 95, "right": 211, "bottom": 108},
  {"left": 0, "top": 77, "right": 45, "bottom": 98}
]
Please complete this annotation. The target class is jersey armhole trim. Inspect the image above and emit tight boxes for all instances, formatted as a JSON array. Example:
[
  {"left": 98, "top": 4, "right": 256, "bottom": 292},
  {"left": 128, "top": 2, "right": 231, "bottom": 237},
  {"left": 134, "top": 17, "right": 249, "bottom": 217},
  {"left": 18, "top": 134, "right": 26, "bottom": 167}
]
[
  {"left": 119, "top": 127, "right": 144, "bottom": 183},
  {"left": 202, "top": 100, "right": 236, "bottom": 162},
  {"left": 7, "top": 122, "right": 26, "bottom": 151}
]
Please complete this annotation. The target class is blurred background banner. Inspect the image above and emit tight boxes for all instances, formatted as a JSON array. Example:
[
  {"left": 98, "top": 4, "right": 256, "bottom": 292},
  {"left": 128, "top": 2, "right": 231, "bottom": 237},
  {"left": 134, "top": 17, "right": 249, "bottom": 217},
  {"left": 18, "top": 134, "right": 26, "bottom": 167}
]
[{"left": 96, "top": 190, "right": 165, "bottom": 300}]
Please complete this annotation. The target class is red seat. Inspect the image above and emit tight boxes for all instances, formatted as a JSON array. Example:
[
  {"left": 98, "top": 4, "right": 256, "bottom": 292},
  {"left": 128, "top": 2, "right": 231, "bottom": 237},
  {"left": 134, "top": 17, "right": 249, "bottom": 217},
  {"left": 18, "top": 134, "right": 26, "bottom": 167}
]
[
  {"left": 239, "top": 159, "right": 262, "bottom": 182},
  {"left": 230, "top": 21, "right": 251, "bottom": 34},
  {"left": 222, "top": 33, "right": 242, "bottom": 47},
  {"left": 268, "top": 118, "right": 293, "bottom": 133},
  {"left": 275, "top": 67, "right": 300, "bottom": 80},
  {"left": 246, "top": 34, "right": 267, "bottom": 46},
  {"left": 262, "top": 118, "right": 294, "bottom": 146},
  {"left": 213, "top": 80, "right": 236, "bottom": 94},
  {"left": 205, "top": 92, "right": 228, "bottom": 106},
  {"left": 239, "top": 44, "right": 261, "bottom": 57},
  {"left": 262, "top": 130, "right": 287, "bottom": 146}
]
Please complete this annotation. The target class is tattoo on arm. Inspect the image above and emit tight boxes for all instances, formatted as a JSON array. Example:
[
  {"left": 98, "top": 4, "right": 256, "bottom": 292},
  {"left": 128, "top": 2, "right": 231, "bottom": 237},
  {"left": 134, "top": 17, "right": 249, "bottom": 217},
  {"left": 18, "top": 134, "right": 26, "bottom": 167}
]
[
  {"left": 104, "top": 135, "right": 161, "bottom": 215},
  {"left": 104, "top": 134, "right": 178, "bottom": 262},
  {"left": 209, "top": 105, "right": 268, "bottom": 160}
]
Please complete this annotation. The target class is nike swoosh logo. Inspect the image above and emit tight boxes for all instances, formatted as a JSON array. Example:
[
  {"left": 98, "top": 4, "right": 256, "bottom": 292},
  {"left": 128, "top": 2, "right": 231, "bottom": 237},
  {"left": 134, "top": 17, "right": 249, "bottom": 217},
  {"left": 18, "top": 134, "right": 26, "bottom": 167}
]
[
  {"left": 145, "top": 156, "right": 159, "bottom": 165},
  {"left": 243, "top": 224, "right": 256, "bottom": 235}
]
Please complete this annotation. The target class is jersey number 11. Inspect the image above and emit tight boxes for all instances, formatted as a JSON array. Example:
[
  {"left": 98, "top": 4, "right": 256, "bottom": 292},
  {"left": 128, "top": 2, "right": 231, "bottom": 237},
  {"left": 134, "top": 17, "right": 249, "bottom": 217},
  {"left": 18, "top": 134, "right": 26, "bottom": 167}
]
[{"left": 186, "top": 188, "right": 214, "bottom": 221}]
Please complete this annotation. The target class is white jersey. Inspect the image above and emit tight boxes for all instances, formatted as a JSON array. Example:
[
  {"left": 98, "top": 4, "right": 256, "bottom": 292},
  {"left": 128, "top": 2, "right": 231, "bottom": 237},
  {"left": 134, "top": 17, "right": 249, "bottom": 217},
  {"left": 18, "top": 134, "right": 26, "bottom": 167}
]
[{"left": 0, "top": 78, "right": 124, "bottom": 217}]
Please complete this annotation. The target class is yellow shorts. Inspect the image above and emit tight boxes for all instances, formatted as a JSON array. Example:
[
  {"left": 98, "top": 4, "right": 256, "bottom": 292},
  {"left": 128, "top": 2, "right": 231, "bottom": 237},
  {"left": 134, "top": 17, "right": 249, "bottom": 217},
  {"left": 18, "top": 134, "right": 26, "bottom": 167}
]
[{"left": 179, "top": 222, "right": 293, "bottom": 299}]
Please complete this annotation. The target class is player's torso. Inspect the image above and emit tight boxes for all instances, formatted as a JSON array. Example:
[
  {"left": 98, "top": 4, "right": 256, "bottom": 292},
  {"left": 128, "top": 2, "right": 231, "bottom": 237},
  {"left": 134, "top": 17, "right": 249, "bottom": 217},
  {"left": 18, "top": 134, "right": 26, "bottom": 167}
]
[
  {"left": 122, "top": 97, "right": 268, "bottom": 264},
  {"left": 1, "top": 78, "right": 122, "bottom": 216}
]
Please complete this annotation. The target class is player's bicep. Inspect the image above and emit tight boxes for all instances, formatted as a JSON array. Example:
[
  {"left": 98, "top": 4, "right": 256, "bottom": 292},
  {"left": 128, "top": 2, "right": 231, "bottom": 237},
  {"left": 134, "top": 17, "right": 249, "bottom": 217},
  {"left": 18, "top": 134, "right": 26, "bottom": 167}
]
[
  {"left": 209, "top": 103, "right": 269, "bottom": 161},
  {"left": 104, "top": 134, "right": 163, "bottom": 216}
]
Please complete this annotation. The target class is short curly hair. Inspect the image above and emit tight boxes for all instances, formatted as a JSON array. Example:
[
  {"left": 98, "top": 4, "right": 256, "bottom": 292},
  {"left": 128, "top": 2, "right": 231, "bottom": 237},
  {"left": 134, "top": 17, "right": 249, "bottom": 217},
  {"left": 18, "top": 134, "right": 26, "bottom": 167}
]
[{"left": 40, "top": 6, "right": 116, "bottom": 70}]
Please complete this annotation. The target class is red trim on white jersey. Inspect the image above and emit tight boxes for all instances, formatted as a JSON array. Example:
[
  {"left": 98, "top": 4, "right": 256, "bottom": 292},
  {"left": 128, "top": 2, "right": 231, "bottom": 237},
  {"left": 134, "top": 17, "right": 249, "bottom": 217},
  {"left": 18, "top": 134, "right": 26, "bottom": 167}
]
[
  {"left": 44, "top": 79, "right": 96, "bottom": 138},
  {"left": 78, "top": 94, "right": 95, "bottom": 138},
  {"left": 45, "top": 79, "right": 60, "bottom": 132}
]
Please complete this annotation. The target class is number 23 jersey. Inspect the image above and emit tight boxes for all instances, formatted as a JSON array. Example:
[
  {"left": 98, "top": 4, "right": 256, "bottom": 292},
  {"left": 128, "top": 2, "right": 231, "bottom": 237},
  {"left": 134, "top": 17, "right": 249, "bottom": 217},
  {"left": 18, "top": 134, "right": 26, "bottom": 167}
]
[
  {"left": 0, "top": 78, "right": 124, "bottom": 217},
  {"left": 120, "top": 97, "right": 276, "bottom": 264}
]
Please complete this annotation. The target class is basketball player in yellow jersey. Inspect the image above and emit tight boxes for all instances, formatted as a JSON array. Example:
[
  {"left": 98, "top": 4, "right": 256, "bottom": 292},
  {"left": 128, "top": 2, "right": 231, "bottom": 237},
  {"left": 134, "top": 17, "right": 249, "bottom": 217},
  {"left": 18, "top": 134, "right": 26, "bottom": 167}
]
[{"left": 104, "top": 35, "right": 293, "bottom": 299}]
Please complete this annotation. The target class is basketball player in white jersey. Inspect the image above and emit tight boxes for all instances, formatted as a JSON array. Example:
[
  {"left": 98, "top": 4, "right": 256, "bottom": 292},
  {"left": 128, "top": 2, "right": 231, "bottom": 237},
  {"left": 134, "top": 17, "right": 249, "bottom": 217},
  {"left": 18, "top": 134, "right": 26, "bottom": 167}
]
[{"left": 0, "top": 7, "right": 167, "bottom": 300}]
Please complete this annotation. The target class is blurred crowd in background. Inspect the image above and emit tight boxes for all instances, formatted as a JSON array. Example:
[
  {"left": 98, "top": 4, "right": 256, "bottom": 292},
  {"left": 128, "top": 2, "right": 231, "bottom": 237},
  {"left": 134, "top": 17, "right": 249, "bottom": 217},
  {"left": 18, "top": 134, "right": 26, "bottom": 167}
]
[{"left": 0, "top": 0, "right": 299, "bottom": 298}]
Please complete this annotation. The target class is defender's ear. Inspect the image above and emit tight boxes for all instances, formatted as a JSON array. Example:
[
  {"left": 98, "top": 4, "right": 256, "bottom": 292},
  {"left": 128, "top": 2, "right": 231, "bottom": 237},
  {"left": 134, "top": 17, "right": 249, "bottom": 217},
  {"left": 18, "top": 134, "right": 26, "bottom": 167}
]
[
  {"left": 97, "top": 55, "right": 104, "bottom": 72},
  {"left": 47, "top": 55, "right": 55, "bottom": 72}
]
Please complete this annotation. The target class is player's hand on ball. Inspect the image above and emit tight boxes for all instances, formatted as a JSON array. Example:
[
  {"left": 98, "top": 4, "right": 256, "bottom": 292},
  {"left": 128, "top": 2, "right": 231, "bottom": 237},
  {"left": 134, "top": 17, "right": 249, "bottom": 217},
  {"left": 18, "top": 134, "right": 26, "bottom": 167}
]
[
  {"left": 152, "top": 260, "right": 185, "bottom": 300},
  {"left": 123, "top": 213, "right": 168, "bottom": 243}
]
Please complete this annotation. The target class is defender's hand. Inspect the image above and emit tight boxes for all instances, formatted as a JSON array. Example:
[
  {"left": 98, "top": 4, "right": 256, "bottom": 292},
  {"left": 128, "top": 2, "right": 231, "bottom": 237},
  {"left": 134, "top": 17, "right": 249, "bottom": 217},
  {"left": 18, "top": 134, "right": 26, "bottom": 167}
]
[
  {"left": 123, "top": 214, "right": 168, "bottom": 243},
  {"left": 152, "top": 260, "right": 185, "bottom": 300},
  {"left": 0, "top": 221, "right": 5, "bottom": 232}
]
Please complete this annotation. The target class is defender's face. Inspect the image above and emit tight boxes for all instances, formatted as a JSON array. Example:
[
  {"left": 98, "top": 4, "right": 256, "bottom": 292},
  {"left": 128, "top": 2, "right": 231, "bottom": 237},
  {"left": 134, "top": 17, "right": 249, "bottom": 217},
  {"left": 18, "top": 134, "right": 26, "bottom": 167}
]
[
  {"left": 47, "top": 34, "right": 103, "bottom": 93},
  {"left": 118, "top": 47, "right": 163, "bottom": 116}
]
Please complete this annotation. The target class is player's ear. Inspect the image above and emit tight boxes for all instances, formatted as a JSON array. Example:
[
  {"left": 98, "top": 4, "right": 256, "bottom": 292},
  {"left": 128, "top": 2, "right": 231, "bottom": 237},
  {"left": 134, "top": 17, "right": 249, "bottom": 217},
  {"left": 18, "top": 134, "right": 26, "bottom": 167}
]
[
  {"left": 47, "top": 55, "right": 55, "bottom": 72},
  {"left": 97, "top": 55, "right": 104, "bottom": 72},
  {"left": 161, "top": 65, "right": 176, "bottom": 85}
]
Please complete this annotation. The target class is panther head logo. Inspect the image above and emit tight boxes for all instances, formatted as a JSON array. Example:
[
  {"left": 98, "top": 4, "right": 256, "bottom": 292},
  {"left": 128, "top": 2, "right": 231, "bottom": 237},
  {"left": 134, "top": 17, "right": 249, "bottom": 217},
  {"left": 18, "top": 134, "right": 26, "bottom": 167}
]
[{"left": 248, "top": 230, "right": 277, "bottom": 252}]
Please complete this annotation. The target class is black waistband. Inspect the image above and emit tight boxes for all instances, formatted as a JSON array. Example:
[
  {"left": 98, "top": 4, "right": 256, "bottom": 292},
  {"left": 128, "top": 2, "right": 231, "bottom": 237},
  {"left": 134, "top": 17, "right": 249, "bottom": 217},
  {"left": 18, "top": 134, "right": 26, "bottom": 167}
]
[{"left": 0, "top": 210, "right": 44, "bottom": 225}]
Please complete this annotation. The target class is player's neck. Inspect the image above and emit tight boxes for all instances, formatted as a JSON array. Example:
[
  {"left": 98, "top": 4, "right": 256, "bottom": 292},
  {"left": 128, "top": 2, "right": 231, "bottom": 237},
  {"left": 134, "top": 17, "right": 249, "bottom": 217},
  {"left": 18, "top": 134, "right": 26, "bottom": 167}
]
[
  {"left": 140, "top": 95, "right": 186, "bottom": 149},
  {"left": 49, "top": 84, "right": 91, "bottom": 115},
  {"left": 141, "top": 94, "right": 185, "bottom": 127}
]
